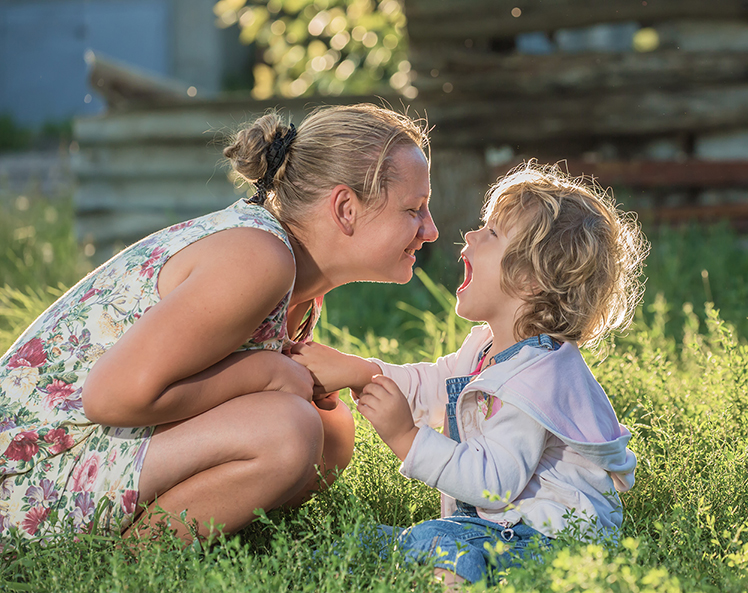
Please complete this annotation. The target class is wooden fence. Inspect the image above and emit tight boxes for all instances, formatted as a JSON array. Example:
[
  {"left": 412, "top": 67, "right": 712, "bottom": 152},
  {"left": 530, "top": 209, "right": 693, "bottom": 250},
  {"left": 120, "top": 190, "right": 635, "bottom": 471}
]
[{"left": 73, "top": 0, "right": 748, "bottom": 261}]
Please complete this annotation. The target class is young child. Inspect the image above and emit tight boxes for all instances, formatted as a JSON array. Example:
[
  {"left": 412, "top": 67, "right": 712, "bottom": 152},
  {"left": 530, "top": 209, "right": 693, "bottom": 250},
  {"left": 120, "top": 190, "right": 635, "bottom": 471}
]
[{"left": 290, "top": 162, "right": 648, "bottom": 585}]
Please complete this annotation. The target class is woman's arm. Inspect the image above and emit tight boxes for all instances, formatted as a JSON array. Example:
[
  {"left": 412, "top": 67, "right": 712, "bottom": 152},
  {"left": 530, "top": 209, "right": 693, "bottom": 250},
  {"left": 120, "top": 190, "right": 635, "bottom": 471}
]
[{"left": 82, "top": 227, "right": 307, "bottom": 427}]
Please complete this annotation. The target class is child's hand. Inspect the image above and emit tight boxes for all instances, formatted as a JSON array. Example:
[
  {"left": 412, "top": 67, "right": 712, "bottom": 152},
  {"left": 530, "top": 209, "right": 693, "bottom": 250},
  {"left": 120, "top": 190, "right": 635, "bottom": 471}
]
[
  {"left": 289, "top": 342, "right": 380, "bottom": 395},
  {"left": 357, "top": 375, "right": 419, "bottom": 461}
]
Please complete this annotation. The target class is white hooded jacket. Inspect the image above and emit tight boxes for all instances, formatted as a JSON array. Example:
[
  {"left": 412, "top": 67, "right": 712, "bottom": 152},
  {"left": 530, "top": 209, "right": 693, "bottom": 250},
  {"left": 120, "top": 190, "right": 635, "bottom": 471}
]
[{"left": 371, "top": 325, "right": 636, "bottom": 537}]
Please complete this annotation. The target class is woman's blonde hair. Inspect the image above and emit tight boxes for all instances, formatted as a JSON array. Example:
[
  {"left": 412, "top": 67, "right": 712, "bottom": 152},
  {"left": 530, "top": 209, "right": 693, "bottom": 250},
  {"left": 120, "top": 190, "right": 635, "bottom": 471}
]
[
  {"left": 484, "top": 161, "right": 649, "bottom": 348},
  {"left": 223, "top": 104, "right": 429, "bottom": 227}
]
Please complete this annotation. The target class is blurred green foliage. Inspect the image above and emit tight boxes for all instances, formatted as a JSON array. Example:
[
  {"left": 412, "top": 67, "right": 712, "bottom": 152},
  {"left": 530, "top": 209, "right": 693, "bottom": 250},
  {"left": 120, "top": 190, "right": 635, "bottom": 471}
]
[
  {"left": 0, "top": 115, "right": 31, "bottom": 152},
  {"left": 0, "top": 115, "right": 74, "bottom": 152},
  {"left": 213, "top": 0, "right": 414, "bottom": 99}
]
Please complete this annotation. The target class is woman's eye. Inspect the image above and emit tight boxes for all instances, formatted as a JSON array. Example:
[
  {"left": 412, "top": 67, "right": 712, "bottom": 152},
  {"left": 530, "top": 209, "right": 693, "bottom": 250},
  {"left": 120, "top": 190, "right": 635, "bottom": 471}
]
[{"left": 489, "top": 228, "right": 498, "bottom": 237}]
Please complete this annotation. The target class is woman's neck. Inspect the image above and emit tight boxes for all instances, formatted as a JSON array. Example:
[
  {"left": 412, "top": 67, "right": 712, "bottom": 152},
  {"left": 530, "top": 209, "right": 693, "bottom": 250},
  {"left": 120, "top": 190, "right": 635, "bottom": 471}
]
[{"left": 286, "top": 224, "right": 336, "bottom": 306}]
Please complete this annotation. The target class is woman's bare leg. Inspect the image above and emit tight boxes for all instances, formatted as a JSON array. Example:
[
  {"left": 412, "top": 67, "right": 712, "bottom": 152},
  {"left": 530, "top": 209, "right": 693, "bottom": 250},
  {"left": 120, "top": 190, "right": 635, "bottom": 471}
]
[
  {"left": 284, "top": 397, "right": 355, "bottom": 507},
  {"left": 129, "top": 391, "right": 324, "bottom": 542}
]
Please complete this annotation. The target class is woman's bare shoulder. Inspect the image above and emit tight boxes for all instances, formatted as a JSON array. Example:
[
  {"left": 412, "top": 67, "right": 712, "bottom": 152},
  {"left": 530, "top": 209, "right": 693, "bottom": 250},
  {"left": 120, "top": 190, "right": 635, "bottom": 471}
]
[{"left": 159, "top": 226, "right": 295, "bottom": 300}]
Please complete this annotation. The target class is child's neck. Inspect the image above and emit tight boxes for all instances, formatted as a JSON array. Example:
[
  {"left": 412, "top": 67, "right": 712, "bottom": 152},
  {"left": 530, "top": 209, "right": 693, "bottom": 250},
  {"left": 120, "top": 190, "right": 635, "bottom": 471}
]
[{"left": 482, "top": 323, "right": 518, "bottom": 369}]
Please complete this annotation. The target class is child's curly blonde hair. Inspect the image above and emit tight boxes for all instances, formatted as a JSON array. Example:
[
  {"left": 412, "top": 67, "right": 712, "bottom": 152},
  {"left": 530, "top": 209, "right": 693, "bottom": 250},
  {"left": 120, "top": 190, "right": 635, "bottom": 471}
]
[{"left": 484, "top": 161, "right": 649, "bottom": 348}]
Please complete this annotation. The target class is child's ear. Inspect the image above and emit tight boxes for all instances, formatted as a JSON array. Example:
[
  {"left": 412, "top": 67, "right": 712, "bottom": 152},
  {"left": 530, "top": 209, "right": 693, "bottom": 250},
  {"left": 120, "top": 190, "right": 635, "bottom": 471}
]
[{"left": 330, "top": 184, "right": 361, "bottom": 236}]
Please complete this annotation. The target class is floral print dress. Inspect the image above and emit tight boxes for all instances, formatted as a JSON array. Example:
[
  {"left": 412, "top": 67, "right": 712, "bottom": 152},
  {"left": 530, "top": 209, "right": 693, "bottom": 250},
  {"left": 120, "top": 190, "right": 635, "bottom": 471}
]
[{"left": 0, "top": 200, "right": 319, "bottom": 540}]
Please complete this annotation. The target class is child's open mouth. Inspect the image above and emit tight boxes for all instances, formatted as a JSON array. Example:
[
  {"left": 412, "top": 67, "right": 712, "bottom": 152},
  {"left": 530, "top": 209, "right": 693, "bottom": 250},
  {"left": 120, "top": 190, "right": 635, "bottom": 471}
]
[{"left": 457, "top": 256, "right": 472, "bottom": 293}]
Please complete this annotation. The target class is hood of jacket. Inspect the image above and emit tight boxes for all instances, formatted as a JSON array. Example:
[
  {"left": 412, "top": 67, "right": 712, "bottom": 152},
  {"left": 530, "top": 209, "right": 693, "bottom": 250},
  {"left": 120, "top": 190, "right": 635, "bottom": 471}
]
[{"left": 465, "top": 341, "right": 636, "bottom": 492}]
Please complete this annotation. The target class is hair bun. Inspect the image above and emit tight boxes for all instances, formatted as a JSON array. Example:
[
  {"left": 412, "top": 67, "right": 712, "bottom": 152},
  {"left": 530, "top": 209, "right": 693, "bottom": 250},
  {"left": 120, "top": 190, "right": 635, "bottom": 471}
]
[{"left": 224, "top": 112, "right": 290, "bottom": 186}]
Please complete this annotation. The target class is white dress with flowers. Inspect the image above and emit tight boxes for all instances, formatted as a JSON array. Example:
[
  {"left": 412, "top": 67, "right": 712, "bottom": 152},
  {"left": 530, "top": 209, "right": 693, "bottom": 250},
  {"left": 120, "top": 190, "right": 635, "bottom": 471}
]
[{"left": 0, "top": 199, "right": 319, "bottom": 539}]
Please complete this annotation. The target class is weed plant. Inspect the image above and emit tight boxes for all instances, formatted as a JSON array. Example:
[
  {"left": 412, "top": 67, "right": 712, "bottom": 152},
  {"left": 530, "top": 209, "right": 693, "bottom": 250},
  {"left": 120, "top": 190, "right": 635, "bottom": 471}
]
[{"left": 1, "top": 195, "right": 748, "bottom": 591}]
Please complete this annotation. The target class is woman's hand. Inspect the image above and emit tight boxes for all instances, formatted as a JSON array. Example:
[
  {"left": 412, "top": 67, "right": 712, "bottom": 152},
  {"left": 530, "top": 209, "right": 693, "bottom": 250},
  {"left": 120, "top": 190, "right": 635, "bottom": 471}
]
[
  {"left": 357, "top": 375, "right": 418, "bottom": 461},
  {"left": 312, "top": 390, "right": 341, "bottom": 411},
  {"left": 262, "top": 351, "right": 315, "bottom": 402},
  {"left": 289, "top": 342, "right": 380, "bottom": 395}
]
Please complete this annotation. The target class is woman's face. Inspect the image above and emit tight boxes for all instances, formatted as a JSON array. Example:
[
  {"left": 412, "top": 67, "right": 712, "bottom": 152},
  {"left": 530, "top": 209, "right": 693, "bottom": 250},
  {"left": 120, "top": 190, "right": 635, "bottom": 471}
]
[{"left": 355, "top": 145, "right": 438, "bottom": 284}]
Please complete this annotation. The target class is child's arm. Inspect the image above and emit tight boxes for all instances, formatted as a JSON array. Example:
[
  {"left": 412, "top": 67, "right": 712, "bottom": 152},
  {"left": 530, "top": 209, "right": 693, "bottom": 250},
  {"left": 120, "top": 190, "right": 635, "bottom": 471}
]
[
  {"left": 402, "top": 403, "right": 548, "bottom": 509},
  {"left": 289, "top": 341, "right": 382, "bottom": 395}
]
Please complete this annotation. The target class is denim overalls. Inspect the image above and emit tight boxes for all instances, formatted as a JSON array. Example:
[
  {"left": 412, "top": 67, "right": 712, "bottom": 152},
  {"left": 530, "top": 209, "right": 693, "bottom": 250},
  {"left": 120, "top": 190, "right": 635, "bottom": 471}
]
[{"left": 445, "top": 334, "right": 559, "bottom": 516}]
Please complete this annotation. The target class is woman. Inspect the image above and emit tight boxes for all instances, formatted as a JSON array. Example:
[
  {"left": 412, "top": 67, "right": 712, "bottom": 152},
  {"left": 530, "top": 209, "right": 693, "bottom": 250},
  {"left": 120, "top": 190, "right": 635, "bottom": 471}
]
[{"left": 0, "top": 104, "right": 438, "bottom": 543}]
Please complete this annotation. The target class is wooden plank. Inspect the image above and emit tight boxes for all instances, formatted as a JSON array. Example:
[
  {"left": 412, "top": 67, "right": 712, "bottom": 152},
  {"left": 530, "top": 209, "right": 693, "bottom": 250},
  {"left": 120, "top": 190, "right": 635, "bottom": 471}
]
[
  {"left": 76, "top": 211, "right": 181, "bottom": 245},
  {"left": 74, "top": 109, "right": 247, "bottom": 145},
  {"left": 424, "top": 84, "right": 748, "bottom": 145},
  {"left": 72, "top": 144, "right": 226, "bottom": 180},
  {"left": 73, "top": 94, "right": 391, "bottom": 145},
  {"left": 85, "top": 50, "right": 191, "bottom": 109},
  {"left": 490, "top": 160, "right": 748, "bottom": 188},
  {"left": 75, "top": 179, "right": 242, "bottom": 213},
  {"left": 404, "top": 0, "right": 748, "bottom": 42},
  {"left": 429, "top": 147, "right": 491, "bottom": 250},
  {"left": 412, "top": 50, "right": 748, "bottom": 96}
]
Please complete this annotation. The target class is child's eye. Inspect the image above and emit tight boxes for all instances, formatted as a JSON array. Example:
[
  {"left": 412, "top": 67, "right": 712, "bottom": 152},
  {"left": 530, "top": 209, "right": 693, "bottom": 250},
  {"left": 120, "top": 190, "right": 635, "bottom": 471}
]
[{"left": 488, "top": 227, "right": 498, "bottom": 237}]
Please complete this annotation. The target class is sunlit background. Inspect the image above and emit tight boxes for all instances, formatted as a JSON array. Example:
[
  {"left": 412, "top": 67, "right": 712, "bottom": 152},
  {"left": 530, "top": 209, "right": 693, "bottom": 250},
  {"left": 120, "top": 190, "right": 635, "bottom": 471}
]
[
  {"left": 0, "top": 0, "right": 673, "bottom": 127},
  {"left": 1, "top": 0, "right": 747, "bottom": 285}
]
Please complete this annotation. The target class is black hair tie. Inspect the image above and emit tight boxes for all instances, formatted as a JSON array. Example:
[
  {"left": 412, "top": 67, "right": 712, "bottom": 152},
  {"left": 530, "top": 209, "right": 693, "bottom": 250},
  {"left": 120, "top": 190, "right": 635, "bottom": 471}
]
[{"left": 248, "top": 123, "right": 297, "bottom": 205}]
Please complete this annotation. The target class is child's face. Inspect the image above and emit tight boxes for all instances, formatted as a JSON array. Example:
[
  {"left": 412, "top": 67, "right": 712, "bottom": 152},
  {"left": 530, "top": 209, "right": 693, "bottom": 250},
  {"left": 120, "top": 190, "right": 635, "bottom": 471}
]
[{"left": 456, "top": 219, "right": 528, "bottom": 332}]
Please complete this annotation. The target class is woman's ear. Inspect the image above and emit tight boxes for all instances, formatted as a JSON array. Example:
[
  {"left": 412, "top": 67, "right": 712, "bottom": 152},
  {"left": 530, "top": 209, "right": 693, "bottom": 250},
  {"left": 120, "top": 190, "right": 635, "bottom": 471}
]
[{"left": 330, "top": 184, "right": 360, "bottom": 236}]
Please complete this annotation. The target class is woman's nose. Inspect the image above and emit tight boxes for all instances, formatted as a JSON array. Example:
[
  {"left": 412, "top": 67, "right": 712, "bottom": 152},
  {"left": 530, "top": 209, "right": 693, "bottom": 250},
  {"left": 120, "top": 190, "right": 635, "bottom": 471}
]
[{"left": 419, "top": 207, "right": 439, "bottom": 243}]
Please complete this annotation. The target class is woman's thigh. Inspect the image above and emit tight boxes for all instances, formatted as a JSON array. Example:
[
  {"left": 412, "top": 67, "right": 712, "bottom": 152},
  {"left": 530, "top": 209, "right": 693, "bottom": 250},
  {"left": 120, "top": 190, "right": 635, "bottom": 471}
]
[{"left": 137, "top": 391, "right": 323, "bottom": 505}]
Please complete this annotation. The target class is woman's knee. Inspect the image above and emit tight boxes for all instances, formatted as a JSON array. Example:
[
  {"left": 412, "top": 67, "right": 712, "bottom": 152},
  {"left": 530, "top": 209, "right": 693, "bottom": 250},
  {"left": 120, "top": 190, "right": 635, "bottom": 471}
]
[{"left": 264, "top": 394, "right": 325, "bottom": 472}]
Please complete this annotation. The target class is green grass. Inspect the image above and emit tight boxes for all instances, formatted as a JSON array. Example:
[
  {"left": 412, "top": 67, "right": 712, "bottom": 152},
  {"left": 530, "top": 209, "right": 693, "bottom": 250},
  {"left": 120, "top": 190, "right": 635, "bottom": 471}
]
[{"left": 1, "top": 194, "right": 748, "bottom": 591}]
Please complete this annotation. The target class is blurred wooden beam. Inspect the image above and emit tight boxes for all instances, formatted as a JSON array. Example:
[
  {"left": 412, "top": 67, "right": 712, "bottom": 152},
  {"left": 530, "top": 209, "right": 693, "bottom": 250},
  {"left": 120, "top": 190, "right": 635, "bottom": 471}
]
[
  {"left": 491, "top": 159, "right": 748, "bottom": 227},
  {"left": 649, "top": 203, "right": 748, "bottom": 226},
  {"left": 491, "top": 160, "right": 748, "bottom": 188},
  {"left": 425, "top": 84, "right": 748, "bottom": 145},
  {"left": 563, "top": 160, "right": 748, "bottom": 188},
  {"left": 85, "top": 50, "right": 193, "bottom": 109},
  {"left": 405, "top": 0, "right": 748, "bottom": 42},
  {"left": 413, "top": 50, "right": 748, "bottom": 96}
]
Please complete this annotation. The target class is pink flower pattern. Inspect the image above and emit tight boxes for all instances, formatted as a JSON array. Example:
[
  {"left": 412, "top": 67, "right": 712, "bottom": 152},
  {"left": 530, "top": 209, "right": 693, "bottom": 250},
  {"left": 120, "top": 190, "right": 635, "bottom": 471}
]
[
  {"left": 22, "top": 506, "right": 50, "bottom": 535},
  {"left": 70, "top": 453, "right": 101, "bottom": 492},
  {"left": 5, "top": 431, "right": 39, "bottom": 462},
  {"left": 121, "top": 489, "right": 138, "bottom": 515},
  {"left": 42, "top": 379, "right": 76, "bottom": 411},
  {"left": 44, "top": 428, "right": 75, "bottom": 455},
  {"left": 7, "top": 338, "right": 47, "bottom": 369}
]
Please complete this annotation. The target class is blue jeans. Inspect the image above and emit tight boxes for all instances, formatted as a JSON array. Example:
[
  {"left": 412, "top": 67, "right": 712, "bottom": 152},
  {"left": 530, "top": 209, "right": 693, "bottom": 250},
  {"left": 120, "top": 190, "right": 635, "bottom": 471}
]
[{"left": 379, "top": 517, "right": 553, "bottom": 584}]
